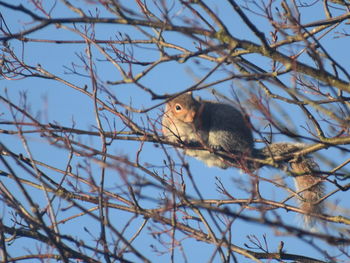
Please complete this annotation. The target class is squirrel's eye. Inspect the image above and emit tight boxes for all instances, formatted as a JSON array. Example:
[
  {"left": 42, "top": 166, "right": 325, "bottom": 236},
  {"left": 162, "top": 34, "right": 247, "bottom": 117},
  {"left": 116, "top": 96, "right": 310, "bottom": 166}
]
[{"left": 175, "top": 104, "right": 182, "bottom": 111}]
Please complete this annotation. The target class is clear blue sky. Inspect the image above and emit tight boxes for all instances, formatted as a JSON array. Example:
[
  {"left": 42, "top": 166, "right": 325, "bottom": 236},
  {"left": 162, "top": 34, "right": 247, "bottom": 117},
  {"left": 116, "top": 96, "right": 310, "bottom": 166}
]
[{"left": 1, "top": 1, "right": 349, "bottom": 262}]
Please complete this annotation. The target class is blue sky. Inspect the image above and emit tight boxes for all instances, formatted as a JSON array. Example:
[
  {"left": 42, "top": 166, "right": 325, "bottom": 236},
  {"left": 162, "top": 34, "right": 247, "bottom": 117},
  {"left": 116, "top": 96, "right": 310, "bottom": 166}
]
[{"left": 1, "top": 1, "right": 350, "bottom": 262}]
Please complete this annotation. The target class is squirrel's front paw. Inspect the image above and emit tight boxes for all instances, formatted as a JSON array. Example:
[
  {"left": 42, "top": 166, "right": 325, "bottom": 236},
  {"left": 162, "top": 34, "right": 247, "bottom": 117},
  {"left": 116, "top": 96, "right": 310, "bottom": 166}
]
[{"left": 210, "top": 145, "right": 224, "bottom": 152}]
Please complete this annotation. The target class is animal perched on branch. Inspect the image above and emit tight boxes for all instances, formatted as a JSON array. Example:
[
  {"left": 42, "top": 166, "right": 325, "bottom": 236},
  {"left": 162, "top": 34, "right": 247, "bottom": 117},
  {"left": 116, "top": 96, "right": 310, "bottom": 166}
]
[{"left": 162, "top": 92, "right": 324, "bottom": 226}]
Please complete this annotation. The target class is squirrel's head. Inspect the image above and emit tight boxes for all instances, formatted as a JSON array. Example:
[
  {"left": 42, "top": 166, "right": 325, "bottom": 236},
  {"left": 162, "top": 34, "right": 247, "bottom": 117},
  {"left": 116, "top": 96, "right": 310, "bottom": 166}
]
[{"left": 165, "top": 92, "right": 199, "bottom": 123}]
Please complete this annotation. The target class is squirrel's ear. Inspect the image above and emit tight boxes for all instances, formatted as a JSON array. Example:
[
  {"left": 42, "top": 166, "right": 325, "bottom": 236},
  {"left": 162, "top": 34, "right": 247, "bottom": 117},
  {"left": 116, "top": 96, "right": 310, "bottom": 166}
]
[{"left": 186, "top": 91, "right": 193, "bottom": 97}]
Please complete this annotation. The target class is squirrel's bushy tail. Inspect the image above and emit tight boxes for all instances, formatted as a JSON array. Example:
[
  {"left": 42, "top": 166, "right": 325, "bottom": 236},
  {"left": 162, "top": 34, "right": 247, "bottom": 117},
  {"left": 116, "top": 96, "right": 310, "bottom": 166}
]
[
  {"left": 290, "top": 157, "right": 324, "bottom": 226},
  {"left": 257, "top": 143, "right": 325, "bottom": 226}
]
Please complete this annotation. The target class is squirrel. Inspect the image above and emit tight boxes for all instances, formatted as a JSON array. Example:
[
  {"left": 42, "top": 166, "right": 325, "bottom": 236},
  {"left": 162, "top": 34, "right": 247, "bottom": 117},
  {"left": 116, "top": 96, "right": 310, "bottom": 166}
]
[{"left": 162, "top": 92, "right": 324, "bottom": 226}]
